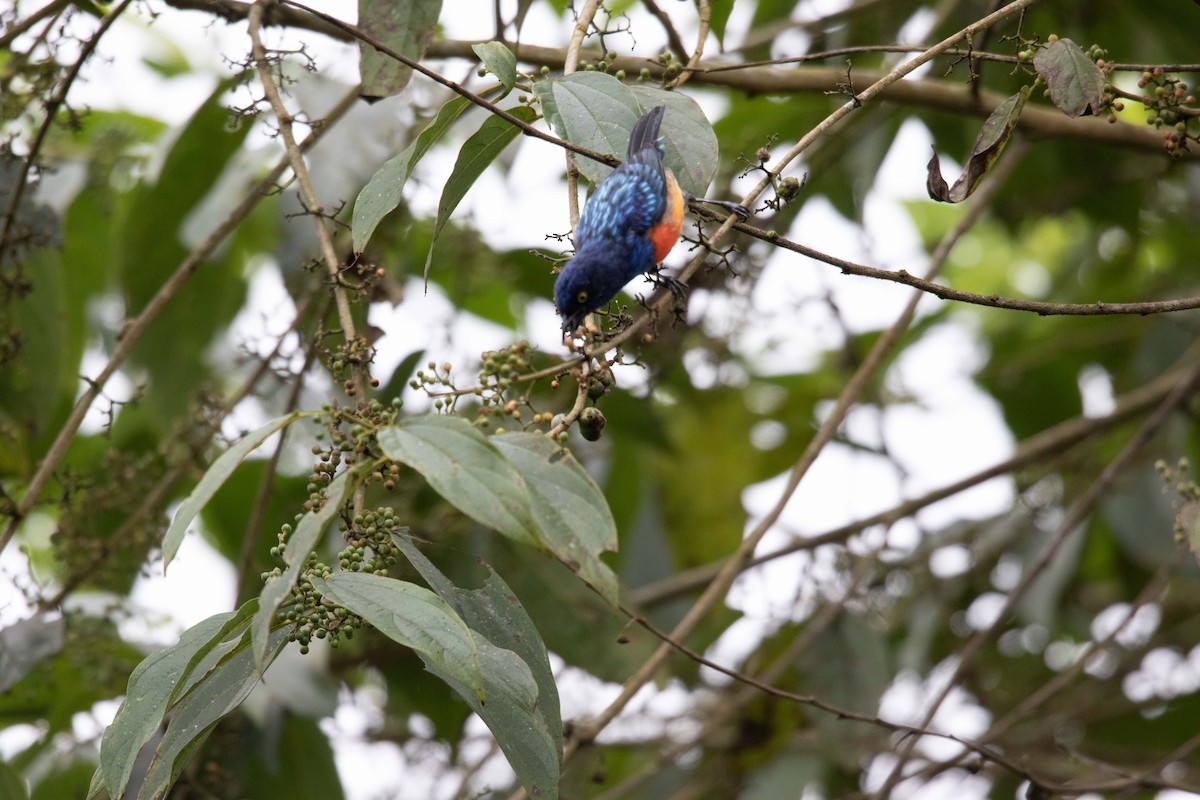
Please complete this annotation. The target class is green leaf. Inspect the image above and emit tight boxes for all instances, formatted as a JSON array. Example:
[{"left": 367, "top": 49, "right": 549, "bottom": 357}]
[
  {"left": 392, "top": 534, "right": 561, "bottom": 799},
  {"left": 1033, "top": 38, "right": 1106, "bottom": 118},
  {"left": 312, "top": 572, "right": 488, "bottom": 702},
  {"left": 532, "top": 79, "right": 562, "bottom": 137},
  {"left": 926, "top": 87, "right": 1030, "bottom": 203},
  {"left": 492, "top": 432, "right": 619, "bottom": 605},
  {"left": 548, "top": 72, "right": 641, "bottom": 183},
  {"left": 138, "top": 625, "right": 292, "bottom": 799},
  {"left": 424, "top": 105, "right": 539, "bottom": 281},
  {"left": 252, "top": 464, "right": 361, "bottom": 672},
  {"left": 472, "top": 41, "right": 518, "bottom": 94},
  {"left": 708, "top": 0, "right": 734, "bottom": 45},
  {"left": 162, "top": 413, "right": 304, "bottom": 569},
  {"left": 352, "top": 96, "right": 471, "bottom": 252},
  {"left": 544, "top": 73, "right": 719, "bottom": 195},
  {"left": 99, "top": 611, "right": 236, "bottom": 798},
  {"left": 358, "top": 0, "right": 443, "bottom": 99},
  {"left": 378, "top": 416, "right": 538, "bottom": 545},
  {"left": 167, "top": 599, "right": 261, "bottom": 708}
]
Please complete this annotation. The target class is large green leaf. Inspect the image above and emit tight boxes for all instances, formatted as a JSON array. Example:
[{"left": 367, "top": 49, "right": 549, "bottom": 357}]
[
  {"left": 252, "top": 464, "right": 361, "bottom": 672},
  {"left": 352, "top": 95, "right": 470, "bottom": 252},
  {"left": 162, "top": 413, "right": 304, "bottom": 569},
  {"left": 378, "top": 416, "right": 538, "bottom": 545},
  {"left": 137, "top": 625, "right": 292, "bottom": 799},
  {"left": 98, "top": 611, "right": 236, "bottom": 798},
  {"left": 424, "top": 105, "right": 539, "bottom": 280},
  {"left": 540, "top": 72, "right": 718, "bottom": 195},
  {"left": 358, "top": 0, "right": 442, "bottom": 98},
  {"left": 546, "top": 72, "right": 641, "bottom": 184},
  {"left": 392, "top": 534, "right": 561, "bottom": 799},
  {"left": 492, "top": 432, "right": 619, "bottom": 604},
  {"left": 312, "top": 572, "right": 488, "bottom": 701},
  {"left": 1033, "top": 38, "right": 1106, "bottom": 118}
]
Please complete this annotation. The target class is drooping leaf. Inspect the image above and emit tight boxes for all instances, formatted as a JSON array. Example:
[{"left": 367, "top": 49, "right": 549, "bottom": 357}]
[
  {"left": 252, "top": 465, "right": 361, "bottom": 672},
  {"left": 532, "top": 79, "right": 562, "bottom": 138},
  {"left": 99, "top": 611, "right": 237, "bottom": 798},
  {"left": 547, "top": 72, "right": 641, "bottom": 183},
  {"left": 926, "top": 86, "right": 1030, "bottom": 203},
  {"left": 162, "top": 413, "right": 304, "bottom": 569},
  {"left": 708, "top": 0, "right": 735, "bottom": 46},
  {"left": 392, "top": 533, "right": 561, "bottom": 799},
  {"left": 492, "top": 432, "right": 619, "bottom": 605},
  {"left": 378, "top": 416, "right": 538, "bottom": 545},
  {"left": 1033, "top": 38, "right": 1106, "bottom": 118},
  {"left": 312, "top": 572, "right": 488, "bottom": 701},
  {"left": 424, "top": 105, "right": 539, "bottom": 281},
  {"left": 471, "top": 41, "right": 518, "bottom": 95},
  {"left": 137, "top": 625, "right": 292, "bottom": 799},
  {"left": 358, "top": 0, "right": 442, "bottom": 99},
  {"left": 543, "top": 73, "right": 719, "bottom": 195},
  {"left": 352, "top": 96, "right": 471, "bottom": 252}
]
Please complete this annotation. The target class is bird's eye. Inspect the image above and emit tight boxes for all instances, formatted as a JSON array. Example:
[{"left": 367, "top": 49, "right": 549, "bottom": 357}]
[{"left": 576, "top": 290, "right": 588, "bottom": 304}]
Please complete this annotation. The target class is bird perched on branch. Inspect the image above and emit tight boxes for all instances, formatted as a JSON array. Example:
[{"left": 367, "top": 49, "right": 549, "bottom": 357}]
[{"left": 553, "top": 105, "right": 746, "bottom": 335}]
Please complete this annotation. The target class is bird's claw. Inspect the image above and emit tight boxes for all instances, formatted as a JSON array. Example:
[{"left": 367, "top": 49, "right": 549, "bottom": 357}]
[
  {"left": 648, "top": 266, "right": 687, "bottom": 300},
  {"left": 686, "top": 194, "right": 751, "bottom": 220}
]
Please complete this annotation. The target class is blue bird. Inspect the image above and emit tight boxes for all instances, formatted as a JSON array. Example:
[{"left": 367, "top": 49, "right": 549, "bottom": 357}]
[{"left": 553, "top": 106, "right": 688, "bottom": 334}]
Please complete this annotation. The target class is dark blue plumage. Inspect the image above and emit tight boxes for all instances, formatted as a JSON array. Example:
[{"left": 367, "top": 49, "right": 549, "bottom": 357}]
[{"left": 554, "top": 105, "right": 684, "bottom": 334}]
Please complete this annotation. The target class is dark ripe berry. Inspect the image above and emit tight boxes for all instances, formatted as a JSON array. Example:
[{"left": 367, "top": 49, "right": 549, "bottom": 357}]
[{"left": 579, "top": 407, "right": 606, "bottom": 441}]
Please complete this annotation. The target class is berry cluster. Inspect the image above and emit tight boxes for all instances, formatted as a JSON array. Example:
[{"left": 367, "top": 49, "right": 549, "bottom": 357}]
[
  {"left": 1156, "top": 458, "right": 1200, "bottom": 543},
  {"left": 264, "top": 506, "right": 405, "bottom": 654},
  {"left": 1138, "top": 68, "right": 1194, "bottom": 158}
]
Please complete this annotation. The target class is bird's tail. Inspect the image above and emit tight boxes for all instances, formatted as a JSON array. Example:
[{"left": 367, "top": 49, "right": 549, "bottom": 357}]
[{"left": 627, "top": 105, "right": 665, "bottom": 158}]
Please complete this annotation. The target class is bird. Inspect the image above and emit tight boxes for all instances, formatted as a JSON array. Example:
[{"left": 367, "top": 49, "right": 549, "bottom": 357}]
[{"left": 553, "top": 106, "right": 746, "bottom": 335}]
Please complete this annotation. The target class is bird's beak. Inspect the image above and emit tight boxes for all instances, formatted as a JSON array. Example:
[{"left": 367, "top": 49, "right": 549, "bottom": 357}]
[{"left": 561, "top": 312, "right": 585, "bottom": 336}]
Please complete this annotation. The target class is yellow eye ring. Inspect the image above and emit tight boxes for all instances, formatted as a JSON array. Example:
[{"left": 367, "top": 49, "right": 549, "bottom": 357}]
[{"left": 576, "top": 290, "right": 589, "bottom": 304}]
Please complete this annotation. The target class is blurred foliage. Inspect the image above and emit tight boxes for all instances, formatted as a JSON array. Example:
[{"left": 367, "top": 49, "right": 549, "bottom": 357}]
[{"left": 2, "top": 0, "right": 1200, "bottom": 798}]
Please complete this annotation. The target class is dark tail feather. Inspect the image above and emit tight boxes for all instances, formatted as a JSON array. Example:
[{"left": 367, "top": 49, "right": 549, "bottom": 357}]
[{"left": 627, "top": 105, "right": 665, "bottom": 158}]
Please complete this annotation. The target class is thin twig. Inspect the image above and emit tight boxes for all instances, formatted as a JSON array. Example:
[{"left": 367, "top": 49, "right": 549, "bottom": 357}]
[{"left": 0, "top": 0, "right": 71, "bottom": 50}]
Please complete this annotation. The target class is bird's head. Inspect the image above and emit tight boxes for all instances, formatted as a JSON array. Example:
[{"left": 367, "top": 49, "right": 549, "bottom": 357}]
[{"left": 553, "top": 247, "right": 626, "bottom": 334}]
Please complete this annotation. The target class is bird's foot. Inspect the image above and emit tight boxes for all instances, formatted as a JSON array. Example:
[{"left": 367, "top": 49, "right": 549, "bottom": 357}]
[
  {"left": 647, "top": 265, "right": 688, "bottom": 300},
  {"left": 686, "top": 194, "right": 751, "bottom": 220}
]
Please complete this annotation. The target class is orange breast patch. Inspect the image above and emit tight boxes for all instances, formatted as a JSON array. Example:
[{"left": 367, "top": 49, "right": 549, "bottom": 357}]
[{"left": 648, "top": 169, "right": 684, "bottom": 263}]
